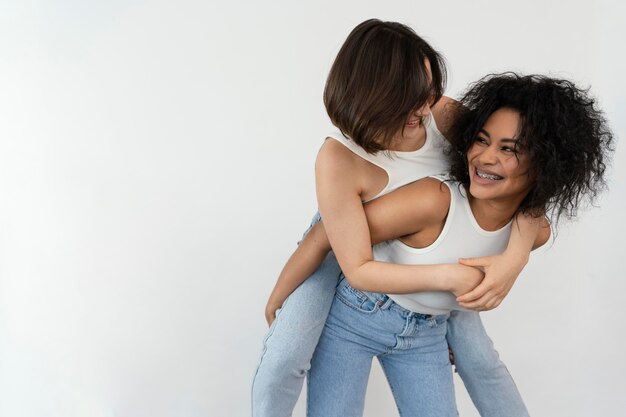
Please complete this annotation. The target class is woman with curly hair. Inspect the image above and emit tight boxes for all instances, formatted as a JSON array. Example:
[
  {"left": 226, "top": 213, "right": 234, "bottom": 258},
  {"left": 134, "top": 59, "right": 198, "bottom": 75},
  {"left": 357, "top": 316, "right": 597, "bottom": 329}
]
[{"left": 273, "top": 73, "right": 613, "bottom": 416}]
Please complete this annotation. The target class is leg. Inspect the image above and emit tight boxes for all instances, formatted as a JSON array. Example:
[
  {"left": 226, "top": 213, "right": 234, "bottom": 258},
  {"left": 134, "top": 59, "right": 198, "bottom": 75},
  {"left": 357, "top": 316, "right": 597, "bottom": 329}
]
[
  {"left": 252, "top": 213, "right": 342, "bottom": 417},
  {"left": 379, "top": 313, "right": 457, "bottom": 417},
  {"left": 446, "top": 310, "right": 529, "bottom": 417},
  {"left": 307, "top": 292, "right": 377, "bottom": 417}
]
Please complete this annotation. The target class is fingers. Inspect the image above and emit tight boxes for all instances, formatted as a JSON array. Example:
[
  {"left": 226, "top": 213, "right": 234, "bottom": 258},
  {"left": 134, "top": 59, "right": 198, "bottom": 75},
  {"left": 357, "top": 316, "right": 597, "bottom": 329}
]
[
  {"left": 458, "top": 256, "right": 493, "bottom": 269},
  {"left": 459, "top": 293, "right": 503, "bottom": 311},
  {"left": 456, "top": 282, "right": 490, "bottom": 303}
]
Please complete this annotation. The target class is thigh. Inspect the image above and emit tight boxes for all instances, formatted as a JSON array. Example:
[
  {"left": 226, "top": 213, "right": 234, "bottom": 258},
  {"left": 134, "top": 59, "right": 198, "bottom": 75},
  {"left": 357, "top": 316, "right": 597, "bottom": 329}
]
[
  {"left": 379, "top": 314, "right": 456, "bottom": 417},
  {"left": 446, "top": 310, "right": 528, "bottom": 417},
  {"left": 251, "top": 213, "right": 343, "bottom": 417},
  {"left": 262, "top": 211, "right": 337, "bottom": 355},
  {"left": 256, "top": 250, "right": 342, "bottom": 372},
  {"left": 446, "top": 310, "right": 497, "bottom": 365},
  {"left": 307, "top": 296, "right": 377, "bottom": 417}
]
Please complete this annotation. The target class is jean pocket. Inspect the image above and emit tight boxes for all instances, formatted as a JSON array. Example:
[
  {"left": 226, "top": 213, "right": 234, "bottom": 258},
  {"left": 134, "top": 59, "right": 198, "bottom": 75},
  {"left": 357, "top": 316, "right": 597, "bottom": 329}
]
[{"left": 335, "top": 279, "right": 379, "bottom": 314}]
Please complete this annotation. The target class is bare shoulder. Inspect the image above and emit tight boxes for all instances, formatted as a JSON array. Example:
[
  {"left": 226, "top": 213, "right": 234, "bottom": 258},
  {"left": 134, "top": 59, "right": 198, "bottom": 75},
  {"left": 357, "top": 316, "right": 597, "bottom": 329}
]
[
  {"left": 431, "top": 96, "right": 460, "bottom": 139},
  {"left": 398, "top": 177, "right": 451, "bottom": 220},
  {"left": 416, "top": 176, "right": 451, "bottom": 209},
  {"left": 315, "top": 137, "right": 359, "bottom": 173},
  {"left": 533, "top": 217, "right": 552, "bottom": 249}
]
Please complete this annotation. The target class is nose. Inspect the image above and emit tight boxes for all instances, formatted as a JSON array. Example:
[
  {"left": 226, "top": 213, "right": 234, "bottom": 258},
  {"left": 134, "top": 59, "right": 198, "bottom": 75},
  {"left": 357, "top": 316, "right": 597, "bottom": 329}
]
[
  {"left": 414, "top": 103, "right": 431, "bottom": 118},
  {"left": 477, "top": 144, "right": 498, "bottom": 165}
]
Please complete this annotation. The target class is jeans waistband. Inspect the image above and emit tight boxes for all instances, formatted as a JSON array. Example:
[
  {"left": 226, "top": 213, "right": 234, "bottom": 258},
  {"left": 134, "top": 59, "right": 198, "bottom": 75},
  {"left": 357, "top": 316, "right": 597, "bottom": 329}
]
[{"left": 337, "top": 277, "right": 434, "bottom": 319}]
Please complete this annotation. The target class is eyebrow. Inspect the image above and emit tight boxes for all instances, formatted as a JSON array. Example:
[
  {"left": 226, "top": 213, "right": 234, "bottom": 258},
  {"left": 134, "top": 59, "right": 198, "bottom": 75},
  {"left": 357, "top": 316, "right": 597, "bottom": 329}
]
[{"left": 479, "top": 129, "right": 518, "bottom": 143}]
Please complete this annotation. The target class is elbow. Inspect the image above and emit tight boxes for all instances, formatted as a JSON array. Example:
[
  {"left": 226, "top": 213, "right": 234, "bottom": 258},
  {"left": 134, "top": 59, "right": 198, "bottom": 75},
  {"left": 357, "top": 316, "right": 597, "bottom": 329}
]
[{"left": 342, "top": 271, "right": 373, "bottom": 292}]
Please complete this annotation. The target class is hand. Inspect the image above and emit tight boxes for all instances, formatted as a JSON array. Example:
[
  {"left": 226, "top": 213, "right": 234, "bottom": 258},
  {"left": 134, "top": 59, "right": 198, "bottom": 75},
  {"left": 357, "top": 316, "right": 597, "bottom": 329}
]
[
  {"left": 445, "top": 263, "right": 484, "bottom": 297},
  {"left": 456, "top": 252, "right": 527, "bottom": 311},
  {"left": 265, "top": 299, "right": 283, "bottom": 327}
]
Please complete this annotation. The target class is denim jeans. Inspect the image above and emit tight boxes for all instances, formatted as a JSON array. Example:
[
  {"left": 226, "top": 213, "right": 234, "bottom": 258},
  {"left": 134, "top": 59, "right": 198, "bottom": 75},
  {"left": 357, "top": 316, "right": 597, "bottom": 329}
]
[
  {"left": 251, "top": 212, "right": 529, "bottom": 417},
  {"left": 447, "top": 310, "right": 529, "bottom": 416},
  {"left": 252, "top": 213, "right": 342, "bottom": 417},
  {"left": 307, "top": 278, "right": 456, "bottom": 417}
]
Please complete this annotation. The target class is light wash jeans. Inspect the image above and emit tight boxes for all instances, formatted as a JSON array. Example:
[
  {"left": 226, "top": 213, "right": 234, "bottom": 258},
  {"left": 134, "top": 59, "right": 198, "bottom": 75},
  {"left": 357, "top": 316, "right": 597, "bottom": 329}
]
[
  {"left": 308, "top": 278, "right": 456, "bottom": 417},
  {"left": 251, "top": 213, "right": 529, "bottom": 417}
]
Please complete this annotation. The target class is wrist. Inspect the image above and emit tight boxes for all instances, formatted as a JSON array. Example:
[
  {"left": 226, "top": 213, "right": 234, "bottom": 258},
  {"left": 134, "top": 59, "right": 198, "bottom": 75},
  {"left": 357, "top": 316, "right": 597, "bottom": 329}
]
[
  {"left": 503, "top": 248, "right": 529, "bottom": 267},
  {"left": 265, "top": 295, "right": 281, "bottom": 313},
  {"left": 442, "top": 264, "right": 455, "bottom": 292}
]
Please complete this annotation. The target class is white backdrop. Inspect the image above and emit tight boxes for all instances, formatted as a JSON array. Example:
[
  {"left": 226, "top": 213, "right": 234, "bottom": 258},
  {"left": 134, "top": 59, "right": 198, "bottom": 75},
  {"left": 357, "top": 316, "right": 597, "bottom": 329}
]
[{"left": 1, "top": 1, "right": 624, "bottom": 416}]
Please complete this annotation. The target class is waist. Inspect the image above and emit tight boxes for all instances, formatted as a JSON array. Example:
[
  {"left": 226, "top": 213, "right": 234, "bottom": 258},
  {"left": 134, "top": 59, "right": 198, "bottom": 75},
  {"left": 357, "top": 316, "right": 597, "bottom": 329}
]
[
  {"left": 387, "top": 293, "right": 460, "bottom": 315},
  {"left": 336, "top": 277, "right": 447, "bottom": 318}
]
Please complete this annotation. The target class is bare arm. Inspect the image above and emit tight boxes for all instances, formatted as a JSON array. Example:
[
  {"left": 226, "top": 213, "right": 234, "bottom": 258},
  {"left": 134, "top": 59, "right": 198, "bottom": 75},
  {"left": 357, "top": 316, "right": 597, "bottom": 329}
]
[
  {"left": 316, "top": 175, "right": 482, "bottom": 294},
  {"left": 264, "top": 138, "right": 370, "bottom": 325},
  {"left": 264, "top": 223, "right": 332, "bottom": 325},
  {"left": 264, "top": 177, "right": 484, "bottom": 325}
]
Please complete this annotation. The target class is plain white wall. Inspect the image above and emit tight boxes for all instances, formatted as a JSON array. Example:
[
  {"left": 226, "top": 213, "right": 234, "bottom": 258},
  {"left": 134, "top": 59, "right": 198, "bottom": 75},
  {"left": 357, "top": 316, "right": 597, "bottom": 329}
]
[{"left": 0, "top": 1, "right": 624, "bottom": 416}]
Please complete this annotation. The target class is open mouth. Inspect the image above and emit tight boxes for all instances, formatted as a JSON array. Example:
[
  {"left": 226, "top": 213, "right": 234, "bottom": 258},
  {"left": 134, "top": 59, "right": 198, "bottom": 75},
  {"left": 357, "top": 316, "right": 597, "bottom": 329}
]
[
  {"left": 406, "top": 119, "right": 420, "bottom": 127},
  {"left": 476, "top": 169, "right": 504, "bottom": 181}
]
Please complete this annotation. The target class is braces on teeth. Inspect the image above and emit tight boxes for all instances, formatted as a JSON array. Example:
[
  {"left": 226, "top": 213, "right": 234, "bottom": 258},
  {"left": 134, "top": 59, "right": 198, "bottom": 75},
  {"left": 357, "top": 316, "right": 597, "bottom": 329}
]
[{"left": 477, "top": 170, "right": 503, "bottom": 180}]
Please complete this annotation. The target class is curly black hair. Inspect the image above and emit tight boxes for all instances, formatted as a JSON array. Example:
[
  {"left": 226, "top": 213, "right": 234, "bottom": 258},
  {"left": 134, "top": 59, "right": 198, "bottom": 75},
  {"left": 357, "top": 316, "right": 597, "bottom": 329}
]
[{"left": 448, "top": 72, "right": 614, "bottom": 223}]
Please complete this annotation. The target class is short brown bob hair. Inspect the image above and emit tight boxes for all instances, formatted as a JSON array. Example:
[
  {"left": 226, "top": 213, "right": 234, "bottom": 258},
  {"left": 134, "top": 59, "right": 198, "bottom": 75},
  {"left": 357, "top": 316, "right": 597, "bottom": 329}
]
[{"left": 324, "top": 19, "right": 447, "bottom": 153}]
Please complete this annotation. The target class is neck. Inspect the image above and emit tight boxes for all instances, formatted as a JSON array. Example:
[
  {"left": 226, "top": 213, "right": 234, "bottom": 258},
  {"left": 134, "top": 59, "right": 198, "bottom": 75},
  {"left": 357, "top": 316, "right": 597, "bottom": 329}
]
[
  {"left": 387, "top": 125, "right": 427, "bottom": 152},
  {"left": 467, "top": 194, "right": 526, "bottom": 231}
]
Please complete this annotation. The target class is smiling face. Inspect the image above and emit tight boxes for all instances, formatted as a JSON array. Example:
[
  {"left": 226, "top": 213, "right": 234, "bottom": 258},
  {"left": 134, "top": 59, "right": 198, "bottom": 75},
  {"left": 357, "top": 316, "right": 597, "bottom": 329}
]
[
  {"left": 467, "top": 107, "right": 534, "bottom": 205},
  {"left": 387, "top": 59, "right": 433, "bottom": 150}
]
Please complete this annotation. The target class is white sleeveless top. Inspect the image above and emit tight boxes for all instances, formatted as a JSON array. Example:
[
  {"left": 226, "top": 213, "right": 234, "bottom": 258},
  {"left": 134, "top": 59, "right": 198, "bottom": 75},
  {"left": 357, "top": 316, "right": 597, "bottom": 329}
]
[
  {"left": 327, "top": 115, "right": 450, "bottom": 202},
  {"left": 373, "top": 177, "right": 514, "bottom": 315}
]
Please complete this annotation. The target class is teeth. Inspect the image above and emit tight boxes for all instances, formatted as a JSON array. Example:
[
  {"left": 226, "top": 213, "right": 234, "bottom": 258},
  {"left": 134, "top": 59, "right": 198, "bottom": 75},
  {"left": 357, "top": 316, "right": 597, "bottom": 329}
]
[{"left": 476, "top": 170, "right": 503, "bottom": 180}]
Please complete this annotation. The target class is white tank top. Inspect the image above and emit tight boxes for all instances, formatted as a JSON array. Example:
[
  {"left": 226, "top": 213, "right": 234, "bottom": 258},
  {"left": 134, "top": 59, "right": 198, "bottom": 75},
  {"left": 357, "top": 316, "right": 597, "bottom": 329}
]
[
  {"left": 373, "top": 177, "right": 513, "bottom": 315},
  {"left": 327, "top": 115, "right": 450, "bottom": 202}
]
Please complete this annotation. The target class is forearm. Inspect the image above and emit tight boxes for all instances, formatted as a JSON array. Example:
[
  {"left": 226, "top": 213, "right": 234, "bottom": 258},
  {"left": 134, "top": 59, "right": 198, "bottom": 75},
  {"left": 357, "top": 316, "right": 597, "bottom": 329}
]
[
  {"left": 344, "top": 261, "right": 455, "bottom": 294},
  {"left": 266, "top": 224, "right": 332, "bottom": 310},
  {"left": 505, "top": 212, "right": 542, "bottom": 264}
]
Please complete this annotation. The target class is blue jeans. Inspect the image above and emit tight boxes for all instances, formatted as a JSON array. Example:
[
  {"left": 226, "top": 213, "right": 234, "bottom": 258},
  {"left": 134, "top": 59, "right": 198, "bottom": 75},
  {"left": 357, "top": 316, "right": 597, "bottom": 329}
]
[
  {"left": 447, "top": 310, "right": 529, "bottom": 416},
  {"left": 307, "top": 278, "right": 456, "bottom": 417},
  {"left": 251, "top": 213, "right": 529, "bottom": 417},
  {"left": 252, "top": 213, "right": 342, "bottom": 417}
]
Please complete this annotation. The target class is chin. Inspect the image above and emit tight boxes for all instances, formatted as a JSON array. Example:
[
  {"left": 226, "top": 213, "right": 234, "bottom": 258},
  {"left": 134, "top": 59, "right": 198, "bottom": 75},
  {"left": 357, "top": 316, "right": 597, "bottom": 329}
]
[{"left": 469, "top": 183, "right": 500, "bottom": 200}]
